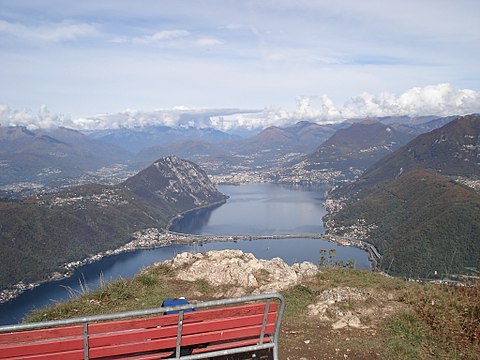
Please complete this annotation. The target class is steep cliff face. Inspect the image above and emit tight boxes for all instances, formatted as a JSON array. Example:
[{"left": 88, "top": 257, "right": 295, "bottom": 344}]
[{"left": 123, "top": 156, "right": 227, "bottom": 211}]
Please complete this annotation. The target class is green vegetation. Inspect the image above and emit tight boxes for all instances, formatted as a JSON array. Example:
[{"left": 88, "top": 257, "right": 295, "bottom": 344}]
[
  {"left": 0, "top": 184, "right": 174, "bottom": 290},
  {"left": 329, "top": 170, "right": 480, "bottom": 278},
  {"left": 384, "top": 280, "right": 480, "bottom": 359},
  {"left": 0, "top": 157, "right": 226, "bottom": 291}
]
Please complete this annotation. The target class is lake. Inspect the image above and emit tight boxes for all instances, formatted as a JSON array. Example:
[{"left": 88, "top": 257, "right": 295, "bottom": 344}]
[{"left": 0, "top": 183, "right": 370, "bottom": 325}]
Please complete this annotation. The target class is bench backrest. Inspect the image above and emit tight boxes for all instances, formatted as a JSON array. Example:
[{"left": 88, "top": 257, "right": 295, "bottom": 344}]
[{"left": 0, "top": 293, "right": 285, "bottom": 360}]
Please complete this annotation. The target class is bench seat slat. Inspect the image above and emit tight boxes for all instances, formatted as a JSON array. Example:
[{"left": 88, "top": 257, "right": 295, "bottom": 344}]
[
  {"left": 0, "top": 337, "right": 83, "bottom": 359},
  {"left": 88, "top": 302, "right": 277, "bottom": 335},
  {"left": 192, "top": 336, "right": 272, "bottom": 354},
  {"left": 0, "top": 348, "right": 84, "bottom": 360},
  {"left": 89, "top": 323, "right": 275, "bottom": 359},
  {"left": 0, "top": 324, "right": 83, "bottom": 345},
  {"left": 88, "top": 312, "right": 277, "bottom": 348}
]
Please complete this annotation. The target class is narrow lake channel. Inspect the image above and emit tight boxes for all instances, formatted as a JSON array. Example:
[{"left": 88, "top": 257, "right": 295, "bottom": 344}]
[{"left": 0, "top": 183, "right": 370, "bottom": 325}]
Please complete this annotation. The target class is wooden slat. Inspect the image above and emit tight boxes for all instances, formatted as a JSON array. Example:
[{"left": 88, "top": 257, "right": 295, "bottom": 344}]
[
  {"left": 192, "top": 336, "right": 272, "bottom": 354},
  {"left": 88, "top": 302, "right": 276, "bottom": 335},
  {"left": 88, "top": 312, "right": 277, "bottom": 349},
  {"left": 182, "top": 323, "right": 276, "bottom": 347},
  {"left": 0, "top": 336, "right": 83, "bottom": 359},
  {"left": 95, "top": 349, "right": 175, "bottom": 360},
  {"left": 0, "top": 348, "right": 84, "bottom": 360},
  {"left": 0, "top": 325, "right": 83, "bottom": 345},
  {"left": 89, "top": 323, "right": 275, "bottom": 359},
  {"left": 88, "top": 314, "right": 178, "bottom": 335}
]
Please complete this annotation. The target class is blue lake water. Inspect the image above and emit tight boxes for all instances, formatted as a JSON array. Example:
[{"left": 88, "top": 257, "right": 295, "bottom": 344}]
[{"left": 0, "top": 183, "right": 370, "bottom": 325}]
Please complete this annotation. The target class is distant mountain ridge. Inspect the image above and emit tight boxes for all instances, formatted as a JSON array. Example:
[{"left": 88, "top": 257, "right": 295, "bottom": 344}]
[
  {"left": 134, "top": 121, "right": 339, "bottom": 175},
  {"left": 348, "top": 114, "right": 480, "bottom": 193},
  {"left": 88, "top": 125, "right": 240, "bottom": 153},
  {"left": 0, "top": 126, "right": 131, "bottom": 189},
  {"left": 0, "top": 115, "right": 464, "bottom": 191},
  {"left": 290, "top": 121, "right": 415, "bottom": 181},
  {"left": 0, "top": 156, "right": 226, "bottom": 292}
]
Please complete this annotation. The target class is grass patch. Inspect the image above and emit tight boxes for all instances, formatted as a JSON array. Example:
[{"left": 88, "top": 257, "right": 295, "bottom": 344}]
[
  {"left": 281, "top": 285, "right": 316, "bottom": 318},
  {"left": 383, "top": 281, "right": 480, "bottom": 360},
  {"left": 316, "top": 267, "right": 407, "bottom": 293},
  {"left": 384, "top": 310, "right": 430, "bottom": 359}
]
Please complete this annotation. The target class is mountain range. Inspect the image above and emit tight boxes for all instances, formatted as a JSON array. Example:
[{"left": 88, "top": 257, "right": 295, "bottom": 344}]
[
  {"left": 0, "top": 113, "right": 478, "bottom": 284},
  {"left": 355, "top": 114, "right": 480, "bottom": 189},
  {"left": 0, "top": 126, "right": 131, "bottom": 192},
  {"left": 0, "top": 115, "right": 460, "bottom": 194}
]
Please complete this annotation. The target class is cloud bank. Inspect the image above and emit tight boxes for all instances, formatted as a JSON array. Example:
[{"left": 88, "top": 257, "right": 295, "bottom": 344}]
[{"left": 1, "top": 84, "right": 479, "bottom": 132}]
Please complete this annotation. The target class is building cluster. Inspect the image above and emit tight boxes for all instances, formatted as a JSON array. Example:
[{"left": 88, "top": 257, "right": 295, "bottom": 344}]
[
  {"left": 210, "top": 167, "right": 344, "bottom": 185},
  {"left": 40, "top": 189, "right": 129, "bottom": 208},
  {"left": 455, "top": 176, "right": 480, "bottom": 191}
]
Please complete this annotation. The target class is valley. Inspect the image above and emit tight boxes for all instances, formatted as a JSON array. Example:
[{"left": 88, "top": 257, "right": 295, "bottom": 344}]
[{"left": 0, "top": 113, "right": 479, "bottom": 309}]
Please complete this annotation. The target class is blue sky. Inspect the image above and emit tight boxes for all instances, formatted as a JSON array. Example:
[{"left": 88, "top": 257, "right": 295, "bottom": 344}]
[{"left": 0, "top": 0, "right": 479, "bottom": 129}]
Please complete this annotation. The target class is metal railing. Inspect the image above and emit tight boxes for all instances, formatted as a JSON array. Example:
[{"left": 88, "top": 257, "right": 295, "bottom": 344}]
[{"left": 0, "top": 292, "right": 286, "bottom": 360}]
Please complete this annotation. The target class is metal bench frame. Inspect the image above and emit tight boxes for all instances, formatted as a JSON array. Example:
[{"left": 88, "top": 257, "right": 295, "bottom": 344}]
[{"left": 0, "top": 292, "right": 285, "bottom": 360}]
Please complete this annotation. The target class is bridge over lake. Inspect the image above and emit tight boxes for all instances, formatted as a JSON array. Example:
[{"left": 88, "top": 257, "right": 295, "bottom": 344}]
[{"left": 166, "top": 231, "right": 382, "bottom": 263}]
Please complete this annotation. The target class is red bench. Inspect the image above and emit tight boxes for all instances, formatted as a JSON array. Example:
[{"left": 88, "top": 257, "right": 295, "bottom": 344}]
[{"left": 0, "top": 293, "right": 285, "bottom": 360}]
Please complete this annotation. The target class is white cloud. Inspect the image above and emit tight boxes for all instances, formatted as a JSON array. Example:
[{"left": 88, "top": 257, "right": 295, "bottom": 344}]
[
  {"left": 1, "top": 84, "right": 479, "bottom": 132},
  {"left": 341, "top": 84, "right": 480, "bottom": 119},
  {"left": 134, "top": 29, "right": 191, "bottom": 43},
  {"left": 213, "top": 84, "right": 480, "bottom": 130},
  {"left": 0, "top": 20, "right": 99, "bottom": 43},
  {"left": 195, "top": 38, "right": 222, "bottom": 47}
]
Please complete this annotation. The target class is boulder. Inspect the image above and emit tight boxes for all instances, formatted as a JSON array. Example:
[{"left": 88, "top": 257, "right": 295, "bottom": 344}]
[{"left": 164, "top": 249, "right": 318, "bottom": 297}]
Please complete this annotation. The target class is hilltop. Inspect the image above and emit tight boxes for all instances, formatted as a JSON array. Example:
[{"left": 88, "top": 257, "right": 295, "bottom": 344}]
[
  {"left": 0, "top": 156, "right": 226, "bottom": 294},
  {"left": 27, "top": 250, "right": 480, "bottom": 360}
]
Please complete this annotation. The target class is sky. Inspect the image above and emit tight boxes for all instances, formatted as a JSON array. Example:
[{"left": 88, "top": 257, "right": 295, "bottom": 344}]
[{"left": 0, "top": 0, "right": 479, "bottom": 130}]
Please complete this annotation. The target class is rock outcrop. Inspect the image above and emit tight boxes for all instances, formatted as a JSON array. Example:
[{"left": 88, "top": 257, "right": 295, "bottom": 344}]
[{"left": 163, "top": 250, "right": 318, "bottom": 297}]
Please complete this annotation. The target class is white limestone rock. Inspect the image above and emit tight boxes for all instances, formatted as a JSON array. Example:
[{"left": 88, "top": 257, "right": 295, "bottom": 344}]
[{"left": 164, "top": 249, "right": 318, "bottom": 297}]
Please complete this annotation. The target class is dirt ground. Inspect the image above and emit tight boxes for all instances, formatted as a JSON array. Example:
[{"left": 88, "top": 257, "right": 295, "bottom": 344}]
[
  {"left": 278, "top": 287, "right": 406, "bottom": 360},
  {"left": 281, "top": 318, "right": 382, "bottom": 360}
]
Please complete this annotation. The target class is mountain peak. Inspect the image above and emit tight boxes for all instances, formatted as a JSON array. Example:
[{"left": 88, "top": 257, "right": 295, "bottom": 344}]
[
  {"left": 123, "top": 156, "right": 227, "bottom": 211},
  {"left": 356, "top": 114, "right": 480, "bottom": 189}
]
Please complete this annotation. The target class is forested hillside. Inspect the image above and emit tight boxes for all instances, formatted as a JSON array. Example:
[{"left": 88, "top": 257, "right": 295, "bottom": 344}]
[
  {"left": 0, "top": 157, "right": 226, "bottom": 291},
  {"left": 326, "top": 114, "right": 480, "bottom": 278},
  {"left": 327, "top": 169, "right": 480, "bottom": 278}
]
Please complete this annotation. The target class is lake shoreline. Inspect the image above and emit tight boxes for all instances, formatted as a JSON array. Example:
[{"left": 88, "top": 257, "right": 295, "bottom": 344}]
[
  {"left": 0, "top": 229, "right": 372, "bottom": 305},
  {"left": 0, "top": 184, "right": 372, "bottom": 313},
  {"left": 0, "top": 199, "right": 228, "bottom": 305}
]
